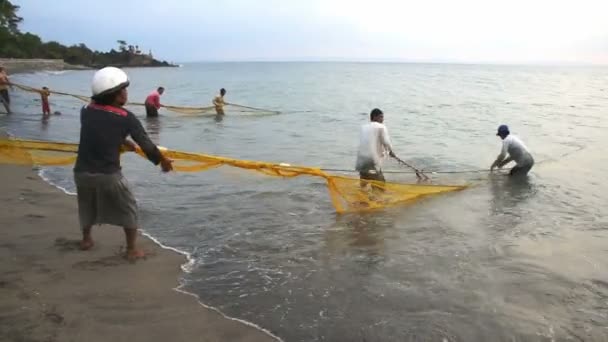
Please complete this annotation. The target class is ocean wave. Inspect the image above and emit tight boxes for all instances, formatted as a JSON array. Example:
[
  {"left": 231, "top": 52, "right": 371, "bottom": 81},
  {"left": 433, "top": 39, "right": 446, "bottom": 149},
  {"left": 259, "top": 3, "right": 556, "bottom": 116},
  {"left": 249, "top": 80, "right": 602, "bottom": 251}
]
[{"left": 42, "top": 70, "right": 71, "bottom": 76}]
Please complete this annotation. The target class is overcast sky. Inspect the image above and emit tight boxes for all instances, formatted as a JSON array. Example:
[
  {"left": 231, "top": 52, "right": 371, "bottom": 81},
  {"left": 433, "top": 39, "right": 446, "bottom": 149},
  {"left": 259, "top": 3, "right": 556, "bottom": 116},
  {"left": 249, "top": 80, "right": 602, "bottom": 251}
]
[{"left": 15, "top": 0, "right": 608, "bottom": 64}]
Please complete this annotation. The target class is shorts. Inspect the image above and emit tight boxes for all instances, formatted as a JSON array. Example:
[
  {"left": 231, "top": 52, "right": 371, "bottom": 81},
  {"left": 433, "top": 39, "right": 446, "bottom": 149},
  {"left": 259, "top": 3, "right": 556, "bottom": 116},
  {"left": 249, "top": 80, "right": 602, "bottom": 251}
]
[
  {"left": 215, "top": 106, "right": 225, "bottom": 115},
  {"left": 145, "top": 104, "right": 159, "bottom": 117},
  {"left": 359, "top": 169, "right": 386, "bottom": 182},
  {"left": 510, "top": 157, "right": 534, "bottom": 177},
  {"left": 356, "top": 158, "right": 385, "bottom": 182},
  {"left": 0, "top": 89, "right": 9, "bottom": 104},
  {"left": 42, "top": 100, "right": 50, "bottom": 113},
  {"left": 74, "top": 172, "right": 138, "bottom": 229}
]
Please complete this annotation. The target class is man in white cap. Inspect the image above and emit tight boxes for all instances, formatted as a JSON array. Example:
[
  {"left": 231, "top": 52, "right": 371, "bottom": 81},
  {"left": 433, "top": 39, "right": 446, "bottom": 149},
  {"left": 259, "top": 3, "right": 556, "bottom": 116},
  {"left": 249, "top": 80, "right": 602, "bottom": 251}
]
[
  {"left": 74, "top": 67, "right": 173, "bottom": 260},
  {"left": 491, "top": 124, "right": 534, "bottom": 177}
]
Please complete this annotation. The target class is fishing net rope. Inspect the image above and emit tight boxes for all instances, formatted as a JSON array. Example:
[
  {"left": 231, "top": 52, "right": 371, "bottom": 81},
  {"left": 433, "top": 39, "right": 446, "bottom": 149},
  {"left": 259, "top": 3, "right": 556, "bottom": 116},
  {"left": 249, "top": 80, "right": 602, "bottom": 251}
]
[
  {"left": 11, "top": 83, "right": 280, "bottom": 115},
  {"left": 0, "top": 138, "right": 466, "bottom": 213}
]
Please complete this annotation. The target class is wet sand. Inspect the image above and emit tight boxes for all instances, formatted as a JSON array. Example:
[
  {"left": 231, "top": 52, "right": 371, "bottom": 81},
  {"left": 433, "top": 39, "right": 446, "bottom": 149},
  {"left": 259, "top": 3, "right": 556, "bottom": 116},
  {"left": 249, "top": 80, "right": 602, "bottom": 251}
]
[{"left": 0, "top": 164, "right": 276, "bottom": 342}]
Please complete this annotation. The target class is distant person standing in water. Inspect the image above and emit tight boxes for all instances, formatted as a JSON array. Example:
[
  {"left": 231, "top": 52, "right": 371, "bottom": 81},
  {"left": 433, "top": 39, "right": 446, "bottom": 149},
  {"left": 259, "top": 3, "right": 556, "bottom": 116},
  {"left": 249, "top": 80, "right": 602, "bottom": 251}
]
[
  {"left": 40, "top": 86, "right": 51, "bottom": 116},
  {"left": 75, "top": 67, "right": 173, "bottom": 260},
  {"left": 0, "top": 66, "right": 12, "bottom": 113},
  {"left": 491, "top": 124, "right": 534, "bottom": 177},
  {"left": 213, "top": 88, "right": 226, "bottom": 115},
  {"left": 144, "top": 86, "right": 164, "bottom": 117},
  {"left": 355, "top": 108, "right": 397, "bottom": 191}
]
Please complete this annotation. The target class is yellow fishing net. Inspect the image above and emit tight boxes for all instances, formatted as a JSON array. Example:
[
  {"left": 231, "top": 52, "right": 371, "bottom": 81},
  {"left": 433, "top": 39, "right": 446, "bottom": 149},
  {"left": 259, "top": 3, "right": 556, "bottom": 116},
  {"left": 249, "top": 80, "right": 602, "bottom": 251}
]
[
  {"left": 12, "top": 83, "right": 278, "bottom": 115},
  {"left": 0, "top": 138, "right": 466, "bottom": 213},
  {"left": 160, "top": 104, "right": 217, "bottom": 115}
]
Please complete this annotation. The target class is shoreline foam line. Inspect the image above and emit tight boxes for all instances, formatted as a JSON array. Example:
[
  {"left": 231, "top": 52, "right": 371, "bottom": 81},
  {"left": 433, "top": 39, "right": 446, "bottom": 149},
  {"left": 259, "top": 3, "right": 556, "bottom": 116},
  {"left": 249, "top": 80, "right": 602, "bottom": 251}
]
[
  {"left": 38, "top": 168, "right": 76, "bottom": 195},
  {"left": 34, "top": 167, "right": 283, "bottom": 342}
]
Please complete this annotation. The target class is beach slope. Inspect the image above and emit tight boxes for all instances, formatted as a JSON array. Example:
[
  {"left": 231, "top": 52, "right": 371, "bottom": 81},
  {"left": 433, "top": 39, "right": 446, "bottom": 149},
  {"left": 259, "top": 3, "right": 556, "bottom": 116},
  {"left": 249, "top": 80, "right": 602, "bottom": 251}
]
[{"left": 0, "top": 164, "right": 275, "bottom": 342}]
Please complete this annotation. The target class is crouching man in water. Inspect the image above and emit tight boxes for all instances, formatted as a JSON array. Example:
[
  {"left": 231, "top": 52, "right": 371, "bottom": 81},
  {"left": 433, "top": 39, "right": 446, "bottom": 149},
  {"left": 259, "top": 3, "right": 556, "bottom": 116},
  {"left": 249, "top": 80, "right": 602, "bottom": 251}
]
[
  {"left": 491, "top": 124, "right": 534, "bottom": 177},
  {"left": 144, "top": 86, "right": 164, "bottom": 117},
  {"left": 74, "top": 67, "right": 173, "bottom": 260},
  {"left": 355, "top": 108, "right": 397, "bottom": 193}
]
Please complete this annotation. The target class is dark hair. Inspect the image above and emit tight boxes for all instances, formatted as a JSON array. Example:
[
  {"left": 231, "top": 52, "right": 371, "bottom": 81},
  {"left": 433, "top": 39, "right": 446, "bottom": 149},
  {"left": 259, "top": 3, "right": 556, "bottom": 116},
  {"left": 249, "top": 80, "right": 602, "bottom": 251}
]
[
  {"left": 220, "top": 88, "right": 226, "bottom": 93},
  {"left": 370, "top": 108, "right": 383, "bottom": 120},
  {"left": 42, "top": 86, "right": 49, "bottom": 90},
  {"left": 158, "top": 86, "right": 165, "bottom": 92}
]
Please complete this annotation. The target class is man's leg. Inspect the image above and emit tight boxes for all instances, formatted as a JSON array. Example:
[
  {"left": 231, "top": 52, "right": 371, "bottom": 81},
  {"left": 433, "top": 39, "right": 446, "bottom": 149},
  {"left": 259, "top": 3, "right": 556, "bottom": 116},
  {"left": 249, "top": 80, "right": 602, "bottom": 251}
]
[
  {"left": 509, "top": 165, "right": 530, "bottom": 178},
  {"left": 75, "top": 173, "right": 97, "bottom": 250},
  {"left": 359, "top": 172, "right": 370, "bottom": 189},
  {"left": 123, "top": 227, "right": 145, "bottom": 260},
  {"left": 370, "top": 170, "right": 386, "bottom": 194},
  {"left": 80, "top": 226, "right": 94, "bottom": 250},
  {"left": 110, "top": 173, "right": 144, "bottom": 260},
  {"left": 145, "top": 105, "right": 158, "bottom": 117},
  {"left": 42, "top": 101, "right": 50, "bottom": 115}
]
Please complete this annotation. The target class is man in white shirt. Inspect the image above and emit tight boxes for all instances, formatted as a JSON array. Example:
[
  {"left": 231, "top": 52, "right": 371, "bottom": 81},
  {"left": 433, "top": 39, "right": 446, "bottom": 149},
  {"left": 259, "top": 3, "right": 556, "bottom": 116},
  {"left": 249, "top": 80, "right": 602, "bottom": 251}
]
[
  {"left": 355, "top": 108, "right": 396, "bottom": 187},
  {"left": 491, "top": 124, "right": 534, "bottom": 177}
]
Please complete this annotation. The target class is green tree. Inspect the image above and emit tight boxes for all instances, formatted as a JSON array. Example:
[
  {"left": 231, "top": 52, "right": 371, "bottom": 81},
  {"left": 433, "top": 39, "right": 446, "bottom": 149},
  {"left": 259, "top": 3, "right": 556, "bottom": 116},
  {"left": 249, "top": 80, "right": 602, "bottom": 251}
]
[
  {"left": 41, "top": 41, "right": 67, "bottom": 59},
  {"left": 17, "top": 32, "right": 42, "bottom": 58},
  {"left": 0, "top": 0, "right": 170, "bottom": 67},
  {"left": 117, "top": 40, "right": 127, "bottom": 52},
  {"left": 0, "top": 0, "right": 22, "bottom": 33}
]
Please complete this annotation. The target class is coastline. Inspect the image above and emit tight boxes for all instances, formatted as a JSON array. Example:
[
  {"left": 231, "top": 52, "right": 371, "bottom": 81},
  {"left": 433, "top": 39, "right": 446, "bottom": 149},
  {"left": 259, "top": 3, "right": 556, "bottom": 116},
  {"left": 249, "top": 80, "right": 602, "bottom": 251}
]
[
  {"left": 0, "top": 58, "right": 178, "bottom": 75},
  {"left": 0, "top": 163, "right": 277, "bottom": 342},
  {"left": 0, "top": 58, "right": 89, "bottom": 74}
]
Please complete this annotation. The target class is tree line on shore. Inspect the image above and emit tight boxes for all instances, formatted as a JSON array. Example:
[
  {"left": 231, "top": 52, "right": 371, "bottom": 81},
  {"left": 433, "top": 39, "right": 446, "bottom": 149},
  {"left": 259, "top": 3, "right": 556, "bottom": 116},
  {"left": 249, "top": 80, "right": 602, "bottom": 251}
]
[{"left": 0, "top": 0, "right": 173, "bottom": 67}]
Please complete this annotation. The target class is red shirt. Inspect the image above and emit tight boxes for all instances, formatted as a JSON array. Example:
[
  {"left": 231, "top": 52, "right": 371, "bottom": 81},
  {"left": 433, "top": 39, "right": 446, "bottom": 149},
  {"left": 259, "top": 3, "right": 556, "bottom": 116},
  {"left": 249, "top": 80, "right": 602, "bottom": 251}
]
[{"left": 145, "top": 90, "right": 161, "bottom": 109}]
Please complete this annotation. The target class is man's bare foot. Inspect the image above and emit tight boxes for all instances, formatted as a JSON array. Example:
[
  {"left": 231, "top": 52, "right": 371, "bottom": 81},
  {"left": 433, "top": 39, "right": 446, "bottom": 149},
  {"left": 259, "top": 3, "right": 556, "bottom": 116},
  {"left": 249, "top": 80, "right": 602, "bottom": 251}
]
[
  {"left": 126, "top": 249, "right": 145, "bottom": 261},
  {"left": 79, "top": 239, "right": 94, "bottom": 250}
]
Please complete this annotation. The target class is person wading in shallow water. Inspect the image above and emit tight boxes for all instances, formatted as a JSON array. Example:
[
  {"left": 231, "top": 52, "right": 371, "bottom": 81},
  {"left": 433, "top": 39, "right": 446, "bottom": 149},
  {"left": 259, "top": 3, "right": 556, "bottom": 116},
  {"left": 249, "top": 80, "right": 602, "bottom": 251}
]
[
  {"left": 144, "top": 86, "right": 164, "bottom": 117},
  {"left": 213, "top": 88, "right": 227, "bottom": 115},
  {"left": 355, "top": 108, "right": 398, "bottom": 194},
  {"left": 0, "top": 66, "right": 12, "bottom": 113},
  {"left": 74, "top": 67, "right": 173, "bottom": 260},
  {"left": 40, "top": 86, "right": 51, "bottom": 116},
  {"left": 491, "top": 124, "right": 535, "bottom": 177}
]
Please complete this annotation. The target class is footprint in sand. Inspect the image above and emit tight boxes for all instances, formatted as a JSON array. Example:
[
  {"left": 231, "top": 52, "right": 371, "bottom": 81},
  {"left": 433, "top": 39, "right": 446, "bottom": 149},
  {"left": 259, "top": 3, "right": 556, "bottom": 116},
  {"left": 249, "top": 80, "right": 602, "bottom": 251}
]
[
  {"left": 43, "top": 307, "right": 65, "bottom": 325},
  {"left": 54, "top": 237, "right": 81, "bottom": 252},
  {"left": 72, "top": 255, "right": 125, "bottom": 270}
]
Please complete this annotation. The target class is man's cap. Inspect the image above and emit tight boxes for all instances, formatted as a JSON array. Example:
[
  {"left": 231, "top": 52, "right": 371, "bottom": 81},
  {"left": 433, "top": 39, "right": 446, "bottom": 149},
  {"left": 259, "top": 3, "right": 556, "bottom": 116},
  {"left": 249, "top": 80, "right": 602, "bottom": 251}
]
[{"left": 496, "top": 124, "right": 509, "bottom": 135}]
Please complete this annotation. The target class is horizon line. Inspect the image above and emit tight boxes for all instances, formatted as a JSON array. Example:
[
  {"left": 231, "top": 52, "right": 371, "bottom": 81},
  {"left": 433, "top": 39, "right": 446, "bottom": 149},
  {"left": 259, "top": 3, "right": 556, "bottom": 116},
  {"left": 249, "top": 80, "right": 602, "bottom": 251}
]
[{"left": 175, "top": 59, "right": 608, "bottom": 67}]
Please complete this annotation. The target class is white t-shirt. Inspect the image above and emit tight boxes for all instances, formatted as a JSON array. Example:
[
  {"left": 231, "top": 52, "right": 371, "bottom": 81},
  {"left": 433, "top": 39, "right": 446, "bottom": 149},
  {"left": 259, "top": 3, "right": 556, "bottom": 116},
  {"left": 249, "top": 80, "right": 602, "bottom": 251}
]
[
  {"left": 355, "top": 121, "right": 393, "bottom": 171},
  {"left": 498, "top": 135, "right": 533, "bottom": 165}
]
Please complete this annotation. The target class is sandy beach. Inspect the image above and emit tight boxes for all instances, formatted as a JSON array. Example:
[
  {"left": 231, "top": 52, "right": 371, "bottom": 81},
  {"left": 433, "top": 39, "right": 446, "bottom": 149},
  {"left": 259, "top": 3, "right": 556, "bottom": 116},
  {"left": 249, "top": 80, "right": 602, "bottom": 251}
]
[
  {"left": 0, "top": 58, "right": 89, "bottom": 74},
  {"left": 0, "top": 164, "right": 276, "bottom": 342}
]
